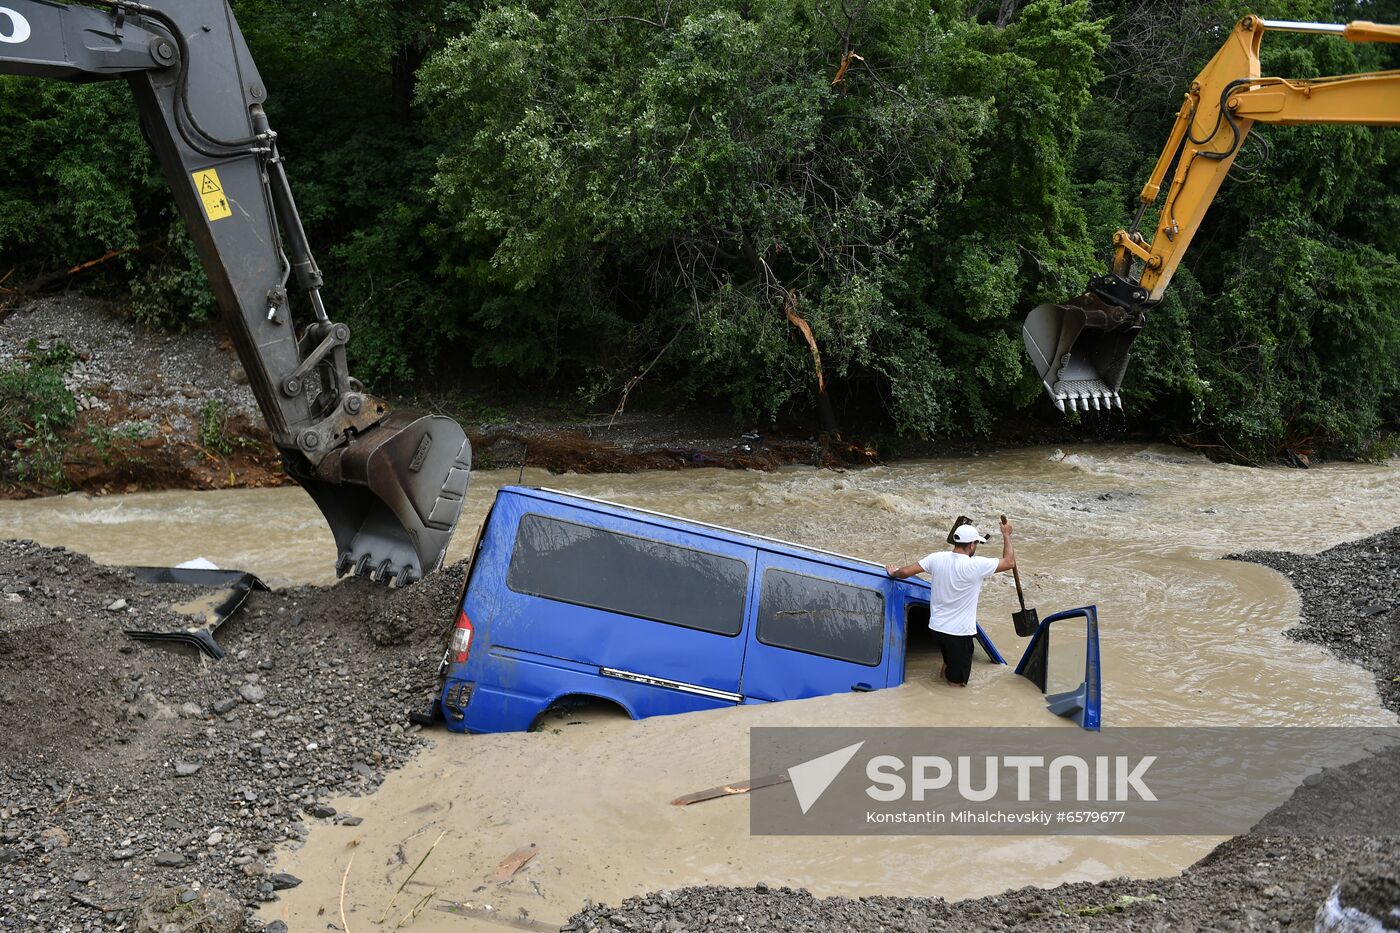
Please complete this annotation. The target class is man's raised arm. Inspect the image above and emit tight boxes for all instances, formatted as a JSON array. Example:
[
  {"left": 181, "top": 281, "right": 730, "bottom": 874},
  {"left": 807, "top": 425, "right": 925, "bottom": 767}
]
[{"left": 995, "top": 516, "right": 1016, "bottom": 573}]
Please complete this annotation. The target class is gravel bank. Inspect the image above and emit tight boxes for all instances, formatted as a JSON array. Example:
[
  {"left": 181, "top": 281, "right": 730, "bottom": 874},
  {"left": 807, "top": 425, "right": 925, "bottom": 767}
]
[
  {"left": 0, "top": 295, "right": 283, "bottom": 495},
  {"left": 0, "top": 295, "right": 259, "bottom": 430},
  {"left": 0, "top": 539, "right": 461, "bottom": 931},
  {"left": 1, "top": 294, "right": 885, "bottom": 495},
  {"left": 564, "top": 532, "right": 1400, "bottom": 933},
  {"left": 1231, "top": 528, "right": 1400, "bottom": 715}
]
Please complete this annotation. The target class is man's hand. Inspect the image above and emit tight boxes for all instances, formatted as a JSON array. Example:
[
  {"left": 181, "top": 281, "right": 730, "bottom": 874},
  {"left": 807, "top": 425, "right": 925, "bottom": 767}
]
[
  {"left": 1000, "top": 515, "right": 1013, "bottom": 538},
  {"left": 887, "top": 562, "right": 923, "bottom": 580},
  {"left": 885, "top": 564, "right": 900, "bottom": 577}
]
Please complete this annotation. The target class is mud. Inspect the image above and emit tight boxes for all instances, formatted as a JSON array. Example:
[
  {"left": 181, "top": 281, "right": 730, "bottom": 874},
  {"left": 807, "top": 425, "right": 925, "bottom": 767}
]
[
  {"left": 469, "top": 424, "right": 875, "bottom": 474},
  {"left": 250, "top": 447, "right": 1399, "bottom": 931}
]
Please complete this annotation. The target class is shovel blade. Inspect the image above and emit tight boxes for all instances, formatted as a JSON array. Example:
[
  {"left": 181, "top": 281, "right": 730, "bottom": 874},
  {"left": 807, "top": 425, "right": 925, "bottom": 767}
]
[{"left": 1013, "top": 607, "right": 1040, "bottom": 638}]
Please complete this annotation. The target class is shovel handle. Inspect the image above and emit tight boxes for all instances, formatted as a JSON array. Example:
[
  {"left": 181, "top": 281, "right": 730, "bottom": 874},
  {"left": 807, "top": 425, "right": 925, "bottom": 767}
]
[{"left": 1001, "top": 515, "right": 1029, "bottom": 612}]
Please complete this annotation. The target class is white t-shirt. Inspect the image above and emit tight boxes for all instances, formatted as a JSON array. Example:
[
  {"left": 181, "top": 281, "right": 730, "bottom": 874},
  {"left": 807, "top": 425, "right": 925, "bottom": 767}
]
[{"left": 918, "top": 550, "right": 999, "bottom": 636}]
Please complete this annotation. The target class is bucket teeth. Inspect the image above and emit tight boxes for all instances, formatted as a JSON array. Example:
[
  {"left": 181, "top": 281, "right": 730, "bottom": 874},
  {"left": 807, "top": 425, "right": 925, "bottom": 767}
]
[{"left": 1051, "top": 386, "right": 1125, "bottom": 415}]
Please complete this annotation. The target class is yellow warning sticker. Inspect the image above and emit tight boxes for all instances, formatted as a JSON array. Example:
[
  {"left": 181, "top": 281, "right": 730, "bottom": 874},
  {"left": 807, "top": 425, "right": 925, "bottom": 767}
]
[{"left": 192, "top": 168, "right": 232, "bottom": 222}]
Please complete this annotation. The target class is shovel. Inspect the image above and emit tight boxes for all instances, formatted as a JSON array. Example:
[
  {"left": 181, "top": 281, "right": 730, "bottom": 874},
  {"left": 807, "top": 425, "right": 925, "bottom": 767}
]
[{"left": 1002, "top": 514, "right": 1040, "bottom": 637}]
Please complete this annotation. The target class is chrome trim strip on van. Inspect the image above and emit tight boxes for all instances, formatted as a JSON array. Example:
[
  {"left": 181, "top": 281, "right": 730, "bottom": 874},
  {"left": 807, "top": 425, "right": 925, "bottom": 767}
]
[
  {"left": 599, "top": 667, "right": 743, "bottom": 703},
  {"left": 535, "top": 487, "right": 892, "bottom": 574}
]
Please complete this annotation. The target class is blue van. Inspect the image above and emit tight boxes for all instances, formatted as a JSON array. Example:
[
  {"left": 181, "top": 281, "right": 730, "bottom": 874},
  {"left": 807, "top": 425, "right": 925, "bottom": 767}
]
[{"left": 435, "top": 486, "right": 1100, "bottom": 733}]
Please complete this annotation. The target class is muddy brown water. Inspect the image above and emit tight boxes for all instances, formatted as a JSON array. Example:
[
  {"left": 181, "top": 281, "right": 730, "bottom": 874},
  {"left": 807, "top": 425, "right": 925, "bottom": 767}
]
[{"left": 2, "top": 444, "right": 1397, "bottom": 931}]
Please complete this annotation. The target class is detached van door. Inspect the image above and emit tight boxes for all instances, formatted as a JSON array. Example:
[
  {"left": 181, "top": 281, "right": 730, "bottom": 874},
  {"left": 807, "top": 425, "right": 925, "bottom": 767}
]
[{"left": 740, "top": 552, "right": 893, "bottom": 702}]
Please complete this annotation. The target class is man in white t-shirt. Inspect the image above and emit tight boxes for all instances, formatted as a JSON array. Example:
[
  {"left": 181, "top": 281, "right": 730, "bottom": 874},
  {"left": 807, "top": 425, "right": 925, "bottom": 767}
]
[{"left": 884, "top": 516, "right": 1016, "bottom": 686}]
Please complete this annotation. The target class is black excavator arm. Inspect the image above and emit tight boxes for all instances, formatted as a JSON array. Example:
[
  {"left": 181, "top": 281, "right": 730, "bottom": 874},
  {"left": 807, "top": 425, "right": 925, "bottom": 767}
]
[{"left": 0, "top": 0, "right": 470, "bottom": 584}]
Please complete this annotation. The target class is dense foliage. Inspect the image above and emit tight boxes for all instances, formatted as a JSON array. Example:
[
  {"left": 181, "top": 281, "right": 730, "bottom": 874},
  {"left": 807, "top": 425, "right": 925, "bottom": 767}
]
[{"left": 0, "top": 0, "right": 1396, "bottom": 458}]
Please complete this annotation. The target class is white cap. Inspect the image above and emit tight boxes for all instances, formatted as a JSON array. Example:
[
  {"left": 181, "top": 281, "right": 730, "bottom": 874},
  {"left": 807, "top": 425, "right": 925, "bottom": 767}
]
[{"left": 951, "top": 524, "right": 988, "bottom": 544}]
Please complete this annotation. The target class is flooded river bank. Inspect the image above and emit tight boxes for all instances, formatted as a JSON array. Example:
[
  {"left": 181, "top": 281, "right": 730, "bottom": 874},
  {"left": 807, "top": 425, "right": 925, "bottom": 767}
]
[{"left": 2, "top": 443, "right": 1396, "bottom": 930}]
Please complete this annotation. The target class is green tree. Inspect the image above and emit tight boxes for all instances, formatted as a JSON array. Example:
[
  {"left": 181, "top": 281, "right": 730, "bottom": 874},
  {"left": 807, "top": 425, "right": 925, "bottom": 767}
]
[
  {"left": 420, "top": 0, "right": 1107, "bottom": 431},
  {"left": 0, "top": 78, "right": 213, "bottom": 325}
]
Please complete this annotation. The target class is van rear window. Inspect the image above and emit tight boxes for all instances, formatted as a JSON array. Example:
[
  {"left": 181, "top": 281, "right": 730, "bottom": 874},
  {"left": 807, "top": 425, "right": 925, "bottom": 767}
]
[
  {"left": 756, "top": 569, "right": 884, "bottom": 666},
  {"left": 506, "top": 513, "right": 748, "bottom": 635}
]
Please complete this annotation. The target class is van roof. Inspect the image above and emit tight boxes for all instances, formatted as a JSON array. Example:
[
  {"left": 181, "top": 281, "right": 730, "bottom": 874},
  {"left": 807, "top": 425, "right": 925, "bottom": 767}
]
[{"left": 497, "top": 485, "right": 931, "bottom": 591}]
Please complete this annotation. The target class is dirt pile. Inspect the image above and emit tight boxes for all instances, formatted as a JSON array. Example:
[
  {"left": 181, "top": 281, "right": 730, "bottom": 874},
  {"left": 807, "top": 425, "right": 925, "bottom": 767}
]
[{"left": 0, "top": 539, "right": 460, "bottom": 931}]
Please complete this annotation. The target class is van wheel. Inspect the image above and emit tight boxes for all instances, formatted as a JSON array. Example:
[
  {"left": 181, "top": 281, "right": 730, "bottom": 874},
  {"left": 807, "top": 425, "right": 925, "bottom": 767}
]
[{"left": 530, "top": 696, "right": 632, "bottom": 732}]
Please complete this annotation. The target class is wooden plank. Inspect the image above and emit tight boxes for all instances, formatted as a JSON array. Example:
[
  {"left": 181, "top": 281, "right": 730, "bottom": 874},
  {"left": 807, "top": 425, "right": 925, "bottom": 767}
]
[
  {"left": 671, "top": 772, "right": 790, "bottom": 806},
  {"left": 434, "top": 901, "right": 560, "bottom": 931},
  {"left": 487, "top": 843, "right": 538, "bottom": 883}
]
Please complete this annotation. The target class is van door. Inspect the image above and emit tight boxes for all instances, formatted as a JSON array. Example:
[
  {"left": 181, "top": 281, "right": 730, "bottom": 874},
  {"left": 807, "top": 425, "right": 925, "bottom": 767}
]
[
  {"left": 740, "top": 551, "right": 893, "bottom": 702},
  {"left": 1013, "top": 605, "right": 1102, "bottom": 730}
]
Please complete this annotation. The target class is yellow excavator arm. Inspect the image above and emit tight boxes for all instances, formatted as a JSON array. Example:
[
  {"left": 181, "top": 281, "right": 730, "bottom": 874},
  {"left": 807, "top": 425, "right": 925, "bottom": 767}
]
[{"left": 1023, "top": 15, "right": 1400, "bottom": 412}]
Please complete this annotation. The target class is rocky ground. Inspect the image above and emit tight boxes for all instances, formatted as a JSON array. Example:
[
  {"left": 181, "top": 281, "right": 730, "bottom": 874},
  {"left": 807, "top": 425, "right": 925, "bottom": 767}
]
[
  {"left": 564, "top": 820, "right": 1398, "bottom": 933},
  {"left": 1231, "top": 529, "right": 1400, "bottom": 715},
  {"left": 0, "top": 539, "right": 464, "bottom": 931},
  {"left": 0, "top": 295, "right": 890, "bottom": 499},
  {"left": 564, "top": 533, "right": 1400, "bottom": 933},
  {"left": 0, "top": 295, "right": 283, "bottom": 495}
]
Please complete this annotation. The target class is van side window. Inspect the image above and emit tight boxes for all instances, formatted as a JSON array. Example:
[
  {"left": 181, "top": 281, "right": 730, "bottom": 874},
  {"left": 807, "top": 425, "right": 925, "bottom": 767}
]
[
  {"left": 507, "top": 513, "right": 748, "bottom": 636},
  {"left": 756, "top": 569, "right": 884, "bottom": 665}
]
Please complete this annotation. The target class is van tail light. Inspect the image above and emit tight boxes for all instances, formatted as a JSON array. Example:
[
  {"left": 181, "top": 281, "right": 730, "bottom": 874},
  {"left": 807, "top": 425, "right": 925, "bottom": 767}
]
[{"left": 450, "top": 609, "right": 474, "bottom": 664}]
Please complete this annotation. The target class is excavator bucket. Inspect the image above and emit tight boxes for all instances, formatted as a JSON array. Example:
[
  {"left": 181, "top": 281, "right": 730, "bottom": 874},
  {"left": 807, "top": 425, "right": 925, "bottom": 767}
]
[
  {"left": 290, "top": 411, "right": 472, "bottom": 586},
  {"left": 1022, "top": 293, "right": 1142, "bottom": 412}
]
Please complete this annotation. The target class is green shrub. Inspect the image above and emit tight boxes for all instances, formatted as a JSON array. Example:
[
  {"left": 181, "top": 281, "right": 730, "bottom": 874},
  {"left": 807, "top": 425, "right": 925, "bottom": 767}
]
[
  {"left": 420, "top": 0, "right": 1108, "bottom": 432},
  {"left": 0, "top": 340, "right": 79, "bottom": 486},
  {"left": 198, "top": 399, "right": 235, "bottom": 456}
]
